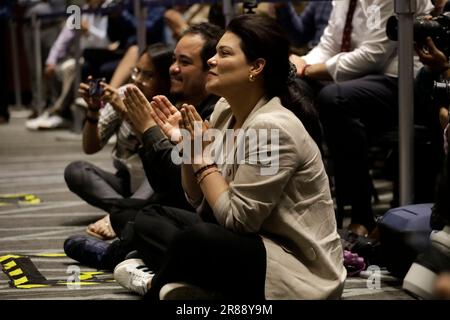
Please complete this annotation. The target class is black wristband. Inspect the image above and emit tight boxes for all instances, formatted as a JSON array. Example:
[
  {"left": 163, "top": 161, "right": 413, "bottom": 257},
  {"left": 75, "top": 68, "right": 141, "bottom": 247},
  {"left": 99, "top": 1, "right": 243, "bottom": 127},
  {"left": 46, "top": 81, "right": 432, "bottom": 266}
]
[{"left": 85, "top": 115, "right": 99, "bottom": 124}]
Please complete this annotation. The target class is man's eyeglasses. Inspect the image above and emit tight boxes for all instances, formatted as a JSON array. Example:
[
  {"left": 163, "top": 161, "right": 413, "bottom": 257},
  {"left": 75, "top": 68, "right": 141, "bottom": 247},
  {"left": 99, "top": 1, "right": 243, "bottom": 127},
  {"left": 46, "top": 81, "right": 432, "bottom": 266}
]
[{"left": 131, "top": 67, "right": 154, "bottom": 86}]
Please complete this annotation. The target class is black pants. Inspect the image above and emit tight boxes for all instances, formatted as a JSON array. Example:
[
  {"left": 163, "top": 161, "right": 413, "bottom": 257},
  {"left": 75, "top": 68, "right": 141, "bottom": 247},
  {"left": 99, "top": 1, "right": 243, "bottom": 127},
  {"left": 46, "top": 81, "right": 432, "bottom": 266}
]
[
  {"left": 64, "top": 160, "right": 131, "bottom": 212},
  {"left": 117, "top": 204, "right": 267, "bottom": 300},
  {"left": 317, "top": 75, "right": 398, "bottom": 231}
]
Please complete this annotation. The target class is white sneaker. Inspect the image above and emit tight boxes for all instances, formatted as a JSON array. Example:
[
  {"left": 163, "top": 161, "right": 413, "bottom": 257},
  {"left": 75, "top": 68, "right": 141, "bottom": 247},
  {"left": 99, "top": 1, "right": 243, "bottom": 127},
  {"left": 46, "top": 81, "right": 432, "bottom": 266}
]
[
  {"left": 114, "top": 259, "right": 154, "bottom": 296},
  {"left": 75, "top": 97, "right": 88, "bottom": 109},
  {"left": 38, "top": 114, "right": 69, "bottom": 129},
  {"left": 25, "top": 112, "right": 49, "bottom": 130}
]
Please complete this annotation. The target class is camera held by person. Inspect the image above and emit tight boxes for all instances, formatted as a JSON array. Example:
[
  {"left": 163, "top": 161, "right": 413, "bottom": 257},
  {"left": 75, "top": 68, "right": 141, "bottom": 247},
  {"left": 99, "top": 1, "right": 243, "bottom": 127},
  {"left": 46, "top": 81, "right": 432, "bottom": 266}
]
[
  {"left": 88, "top": 78, "right": 106, "bottom": 98},
  {"left": 387, "top": 12, "right": 450, "bottom": 58}
]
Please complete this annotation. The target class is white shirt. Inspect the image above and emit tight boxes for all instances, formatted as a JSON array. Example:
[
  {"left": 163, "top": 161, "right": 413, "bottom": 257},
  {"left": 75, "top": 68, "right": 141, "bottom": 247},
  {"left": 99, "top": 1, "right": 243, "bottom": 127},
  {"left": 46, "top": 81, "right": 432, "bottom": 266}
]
[
  {"left": 46, "top": 1, "right": 112, "bottom": 65},
  {"left": 303, "top": 0, "right": 433, "bottom": 82}
]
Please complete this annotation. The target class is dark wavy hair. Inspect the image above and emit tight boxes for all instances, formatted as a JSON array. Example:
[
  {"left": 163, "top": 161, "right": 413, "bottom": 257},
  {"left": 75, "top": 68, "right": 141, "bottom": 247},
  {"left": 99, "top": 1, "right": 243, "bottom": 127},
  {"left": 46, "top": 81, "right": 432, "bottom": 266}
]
[
  {"left": 226, "top": 14, "right": 322, "bottom": 147},
  {"left": 182, "top": 22, "right": 224, "bottom": 71},
  {"left": 143, "top": 42, "right": 173, "bottom": 95}
]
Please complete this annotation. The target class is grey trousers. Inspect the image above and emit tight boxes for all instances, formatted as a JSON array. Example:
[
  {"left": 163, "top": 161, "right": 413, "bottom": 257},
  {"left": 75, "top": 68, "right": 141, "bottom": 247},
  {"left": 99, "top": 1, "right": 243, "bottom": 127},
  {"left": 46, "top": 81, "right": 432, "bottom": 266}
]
[{"left": 64, "top": 160, "right": 153, "bottom": 212}]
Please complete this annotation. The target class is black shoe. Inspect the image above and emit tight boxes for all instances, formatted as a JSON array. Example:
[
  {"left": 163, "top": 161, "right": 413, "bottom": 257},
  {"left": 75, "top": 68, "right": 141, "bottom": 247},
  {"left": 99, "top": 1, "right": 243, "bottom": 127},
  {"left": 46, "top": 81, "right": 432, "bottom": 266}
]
[
  {"left": 125, "top": 250, "right": 141, "bottom": 260},
  {"left": 64, "top": 234, "right": 110, "bottom": 269}
]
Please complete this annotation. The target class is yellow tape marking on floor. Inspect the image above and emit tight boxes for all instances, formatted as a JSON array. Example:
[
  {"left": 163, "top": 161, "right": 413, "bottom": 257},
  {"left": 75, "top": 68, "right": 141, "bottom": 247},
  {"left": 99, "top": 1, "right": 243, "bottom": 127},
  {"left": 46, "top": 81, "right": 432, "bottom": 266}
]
[
  {"left": 3, "top": 260, "right": 17, "bottom": 270},
  {"left": 0, "top": 193, "right": 41, "bottom": 205},
  {"left": 9, "top": 268, "right": 23, "bottom": 277},
  {"left": 13, "top": 276, "right": 29, "bottom": 286},
  {"left": 79, "top": 272, "right": 104, "bottom": 281},
  {"left": 0, "top": 255, "right": 21, "bottom": 263},
  {"left": 19, "top": 199, "right": 41, "bottom": 205},
  {"left": 35, "top": 253, "right": 67, "bottom": 257},
  {"left": 16, "top": 284, "right": 50, "bottom": 289}
]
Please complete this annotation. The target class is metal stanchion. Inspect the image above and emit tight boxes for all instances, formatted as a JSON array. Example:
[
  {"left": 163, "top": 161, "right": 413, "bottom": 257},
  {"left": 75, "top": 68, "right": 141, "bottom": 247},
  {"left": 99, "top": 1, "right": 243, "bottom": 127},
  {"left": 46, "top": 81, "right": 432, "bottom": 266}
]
[
  {"left": 222, "top": 0, "right": 235, "bottom": 26},
  {"left": 395, "top": 0, "right": 416, "bottom": 205},
  {"left": 135, "top": 0, "right": 147, "bottom": 55},
  {"left": 73, "top": 28, "right": 82, "bottom": 97},
  {"left": 9, "top": 20, "right": 22, "bottom": 108},
  {"left": 31, "top": 13, "right": 44, "bottom": 113}
]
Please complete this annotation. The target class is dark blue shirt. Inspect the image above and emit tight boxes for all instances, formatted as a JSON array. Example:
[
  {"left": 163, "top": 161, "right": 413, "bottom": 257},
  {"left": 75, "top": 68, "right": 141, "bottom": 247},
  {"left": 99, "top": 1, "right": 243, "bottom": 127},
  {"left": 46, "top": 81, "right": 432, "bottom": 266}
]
[
  {"left": 275, "top": 1, "right": 332, "bottom": 49},
  {"left": 107, "top": 0, "right": 166, "bottom": 49}
]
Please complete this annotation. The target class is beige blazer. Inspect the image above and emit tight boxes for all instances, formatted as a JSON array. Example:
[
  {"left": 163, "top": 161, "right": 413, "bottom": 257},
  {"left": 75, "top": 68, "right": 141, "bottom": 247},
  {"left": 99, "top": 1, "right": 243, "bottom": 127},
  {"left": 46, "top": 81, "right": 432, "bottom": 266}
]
[{"left": 195, "top": 96, "right": 346, "bottom": 299}]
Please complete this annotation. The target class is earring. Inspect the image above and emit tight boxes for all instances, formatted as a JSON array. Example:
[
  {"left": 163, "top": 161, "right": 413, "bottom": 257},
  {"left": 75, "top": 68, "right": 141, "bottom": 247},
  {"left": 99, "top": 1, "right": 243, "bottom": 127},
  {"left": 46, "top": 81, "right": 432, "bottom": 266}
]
[{"left": 249, "top": 74, "right": 255, "bottom": 82}]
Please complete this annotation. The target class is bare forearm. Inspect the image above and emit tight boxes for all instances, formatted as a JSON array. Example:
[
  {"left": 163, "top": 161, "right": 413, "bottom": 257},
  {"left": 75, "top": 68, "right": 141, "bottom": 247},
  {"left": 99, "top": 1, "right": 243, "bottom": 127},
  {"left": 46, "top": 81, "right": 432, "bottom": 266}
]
[
  {"left": 192, "top": 163, "right": 229, "bottom": 209},
  {"left": 82, "top": 110, "right": 102, "bottom": 154},
  {"left": 304, "top": 63, "right": 332, "bottom": 81},
  {"left": 198, "top": 172, "right": 229, "bottom": 208},
  {"left": 181, "top": 163, "right": 203, "bottom": 203}
]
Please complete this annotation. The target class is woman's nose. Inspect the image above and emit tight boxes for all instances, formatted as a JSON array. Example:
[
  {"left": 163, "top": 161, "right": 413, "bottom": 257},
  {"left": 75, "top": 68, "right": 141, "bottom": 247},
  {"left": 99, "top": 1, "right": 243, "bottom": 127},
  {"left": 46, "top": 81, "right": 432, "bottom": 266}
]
[{"left": 207, "top": 55, "right": 218, "bottom": 67}]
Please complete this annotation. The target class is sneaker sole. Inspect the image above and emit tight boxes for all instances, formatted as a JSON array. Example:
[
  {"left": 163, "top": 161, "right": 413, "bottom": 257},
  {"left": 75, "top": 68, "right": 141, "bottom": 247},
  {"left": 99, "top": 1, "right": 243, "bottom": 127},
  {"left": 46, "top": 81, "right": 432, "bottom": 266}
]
[{"left": 159, "top": 282, "right": 223, "bottom": 300}]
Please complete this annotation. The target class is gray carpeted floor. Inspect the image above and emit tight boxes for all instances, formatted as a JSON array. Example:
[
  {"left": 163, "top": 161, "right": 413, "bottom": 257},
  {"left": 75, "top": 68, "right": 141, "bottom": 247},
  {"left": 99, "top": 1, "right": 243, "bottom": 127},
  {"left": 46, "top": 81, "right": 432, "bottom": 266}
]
[{"left": 0, "top": 108, "right": 415, "bottom": 300}]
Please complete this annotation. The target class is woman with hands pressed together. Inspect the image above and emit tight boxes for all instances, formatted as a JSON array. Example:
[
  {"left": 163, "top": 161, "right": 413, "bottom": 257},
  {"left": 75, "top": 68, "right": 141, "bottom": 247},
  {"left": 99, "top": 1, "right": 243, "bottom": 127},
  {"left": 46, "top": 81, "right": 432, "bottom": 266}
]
[
  {"left": 64, "top": 43, "right": 172, "bottom": 240},
  {"left": 113, "top": 15, "right": 345, "bottom": 300}
]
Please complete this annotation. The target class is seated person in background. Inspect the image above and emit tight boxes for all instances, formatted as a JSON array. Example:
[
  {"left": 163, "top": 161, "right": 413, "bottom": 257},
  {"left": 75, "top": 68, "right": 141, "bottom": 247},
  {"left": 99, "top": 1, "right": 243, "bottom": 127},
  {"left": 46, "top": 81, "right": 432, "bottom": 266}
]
[
  {"left": 414, "top": 35, "right": 450, "bottom": 205},
  {"left": 64, "top": 43, "right": 173, "bottom": 240},
  {"left": 431, "top": 0, "right": 450, "bottom": 16},
  {"left": 290, "top": 0, "right": 433, "bottom": 236},
  {"left": 414, "top": 31, "right": 450, "bottom": 299},
  {"left": 163, "top": 4, "right": 211, "bottom": 43},
  {"left": 83, "top": 0, "right": 167, "bottom": 83},
  {"left": 103, "top": 14, "right": 344, "bottom": 300},
  {"left": 271, "top": 1, "right": 332, "bottom": 52},
  {"left": 25, "top": 0, "right": 113, "bottom": 131}
]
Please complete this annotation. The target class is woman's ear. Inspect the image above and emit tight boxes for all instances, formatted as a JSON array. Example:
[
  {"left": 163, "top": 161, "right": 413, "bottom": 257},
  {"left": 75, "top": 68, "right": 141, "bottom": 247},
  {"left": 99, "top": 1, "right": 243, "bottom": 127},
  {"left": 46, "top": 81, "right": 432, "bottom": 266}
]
[{"left": 250, "top": 58, "right": 266, "bottom": 77}]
